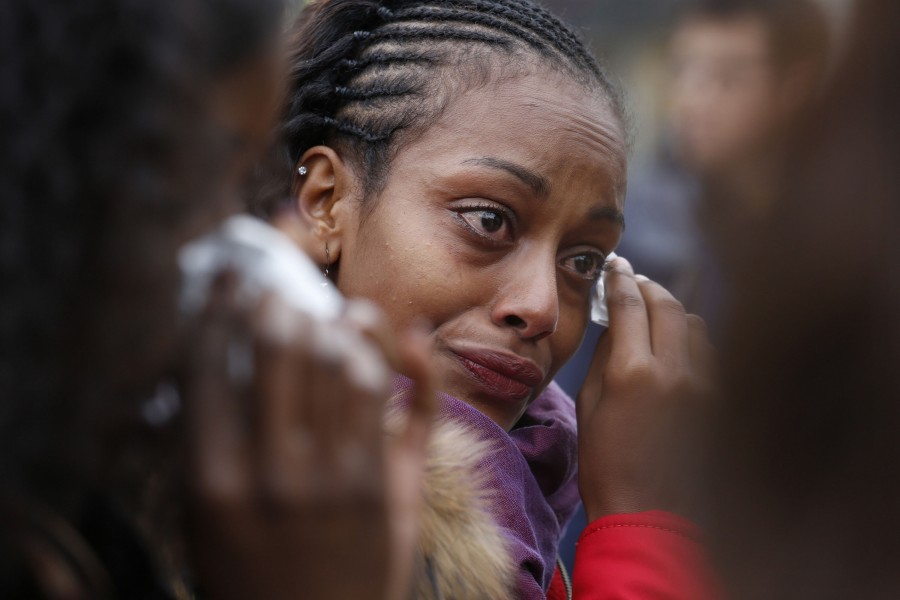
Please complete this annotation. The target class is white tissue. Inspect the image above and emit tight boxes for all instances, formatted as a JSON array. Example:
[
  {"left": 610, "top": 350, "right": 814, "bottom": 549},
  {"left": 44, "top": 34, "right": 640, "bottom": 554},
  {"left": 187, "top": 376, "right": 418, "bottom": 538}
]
[
  {"left": 178, "top": 214, "right": 343, "bottom": 321},
  {"left": 590, "top": 251, "right": 618, "bottom": 328}
]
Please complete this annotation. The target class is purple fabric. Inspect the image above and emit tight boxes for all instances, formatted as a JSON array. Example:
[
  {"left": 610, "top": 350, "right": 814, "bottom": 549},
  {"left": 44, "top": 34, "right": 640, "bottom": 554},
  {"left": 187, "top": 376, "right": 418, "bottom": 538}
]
[{"left": 392, "top": 376, "right": 580, "bottom": 598}]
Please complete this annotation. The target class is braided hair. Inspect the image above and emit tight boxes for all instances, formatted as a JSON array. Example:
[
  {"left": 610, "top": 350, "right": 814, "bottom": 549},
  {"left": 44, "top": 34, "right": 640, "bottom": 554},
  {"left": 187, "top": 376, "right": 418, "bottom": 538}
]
[{"left": 252, "top": 0, "right": 626, "bottom": 215}]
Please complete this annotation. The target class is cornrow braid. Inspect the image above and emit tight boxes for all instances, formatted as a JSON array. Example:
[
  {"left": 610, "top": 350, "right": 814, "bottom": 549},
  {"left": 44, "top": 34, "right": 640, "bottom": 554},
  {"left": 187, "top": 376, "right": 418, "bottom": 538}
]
[
  {"left": 337, "top": 50, "right": 438, "bottom": 73},
  {"left": 322, "top": 116, "right": 392, "bottom": 143},
  {"left": 366, "top": 25, "right": 514, "bottom": 47},
  {"left": 389, "top": 6, "right": 551, "bottom": 54},
  {"left": 433, "top": 0, "right": 602, "bottom": 80},
  {"left": 483, "top": 0, "right": 604, "bottom": 76},
  {"left": 256, "top": 0, "right": 626, "bottom": 217},
  {"left": 334, "top": 83, "right": 418, "bottom": 101}
]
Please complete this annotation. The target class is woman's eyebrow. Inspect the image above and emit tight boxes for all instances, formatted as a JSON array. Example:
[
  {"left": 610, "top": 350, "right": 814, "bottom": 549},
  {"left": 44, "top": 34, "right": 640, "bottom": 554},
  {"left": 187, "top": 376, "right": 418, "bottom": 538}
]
[
  {"left": 589, "top": 205, "right": 626, "bottom": 228},
  {"left": 461, "top": 156, "right": 550, "bottom": 198}
]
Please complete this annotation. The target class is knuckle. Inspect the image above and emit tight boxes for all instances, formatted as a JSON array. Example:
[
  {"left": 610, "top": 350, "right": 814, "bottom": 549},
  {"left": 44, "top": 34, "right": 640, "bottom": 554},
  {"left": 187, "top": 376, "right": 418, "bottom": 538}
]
[
  {"left": 314, "top": 322, "right": 362, "bottom": 373},
  {"left": 257, "top": 296, "right": 310, "bottom": 346},
  {"left": 343, "top": 346, "right": 390, "bottom": 397},
  {"left": 343, "top": 298, "right": 387, "bottom": 332},
  {"left": 609, "top": 358, "right": 656, "bottom": 386},
  {"left": 686, "top": 314, "right": 707, "bottom": 331},
  {"left": 653, "top": 368, "right": 700, "bottom": 402},
  {"left": 669, "top": 373, "right": 696, "bottom": 396},
  {"left": 658, "top": 350, "right": 685, "bottom": 372},
  {"left": 608, "top": 290, "right": 644, "bottom": 310},
  {"left": 655, "top": 297, "right": 687, "bottom": 318}
]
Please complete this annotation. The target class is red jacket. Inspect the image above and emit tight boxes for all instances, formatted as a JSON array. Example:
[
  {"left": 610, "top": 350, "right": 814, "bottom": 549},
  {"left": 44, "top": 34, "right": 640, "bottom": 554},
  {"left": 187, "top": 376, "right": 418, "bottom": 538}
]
[{"left": 547, "top": 511, "right": 717, "bottom": 600}]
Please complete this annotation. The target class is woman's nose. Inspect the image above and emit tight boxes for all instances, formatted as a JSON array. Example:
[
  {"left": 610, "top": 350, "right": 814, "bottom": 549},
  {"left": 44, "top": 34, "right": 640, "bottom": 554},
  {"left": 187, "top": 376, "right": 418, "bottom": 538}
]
[{"left": 490, "top": 256, "right": 559, "bottom": 341}]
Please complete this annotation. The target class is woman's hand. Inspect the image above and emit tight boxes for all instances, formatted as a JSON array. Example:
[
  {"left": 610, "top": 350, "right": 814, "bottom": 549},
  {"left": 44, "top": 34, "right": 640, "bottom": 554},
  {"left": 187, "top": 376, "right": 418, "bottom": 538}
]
[
  {"left": 577, "top": 258, "right": 714, "bottom": 521},
  {"left": 181, "top": 275, "right": 434, "bottom": 600}
]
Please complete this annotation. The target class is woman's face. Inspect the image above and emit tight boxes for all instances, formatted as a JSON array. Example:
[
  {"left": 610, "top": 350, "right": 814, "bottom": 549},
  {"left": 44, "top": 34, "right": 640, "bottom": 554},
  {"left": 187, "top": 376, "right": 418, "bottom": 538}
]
[{"left": 336, "top": 71, "right": 627, "bottom": 430}]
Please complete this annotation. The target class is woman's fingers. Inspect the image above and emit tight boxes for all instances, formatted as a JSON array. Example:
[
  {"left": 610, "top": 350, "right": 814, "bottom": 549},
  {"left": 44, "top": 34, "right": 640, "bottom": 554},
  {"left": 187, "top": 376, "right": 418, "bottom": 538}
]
[
  {"left": 578, "top": 258, "right": 719, "bottom": 518},
  {"left": 184, "top": 294, "right": 396, "bottom": 600},
  {"left": 604, "top": 257, "right": 652, "bottom": 367},
  {"left": 251, "top": 295, "right": 314, "bottom": 493},
  {"left": 582, "top": 258, "right": 655, "bottom": 418},
  {"left": 394, "top": 324, "right": 436, "bottom": 455},
  {"left": 344, "top": 299, "right": 436, "bottom": 453},
  {"left": 580, "top": 331, "right": 612, "bottom": 421},
  {"left": 342, "top": 300, "right": 434, "bottom": 600},
  {"left": 183, "top": 273, "right": 251, "bottom": 503},
  {"left": 639, "top": 278, "right": 690, "bottom": 372},
  {"left": 381, "top": 325, "right": 434, "bottom": 600},
  {"left": 344, "top": 300, "right": 403, "bottom": 370},
  {"left": 330, "top": 322, "right": 392, "bottom": 465}
]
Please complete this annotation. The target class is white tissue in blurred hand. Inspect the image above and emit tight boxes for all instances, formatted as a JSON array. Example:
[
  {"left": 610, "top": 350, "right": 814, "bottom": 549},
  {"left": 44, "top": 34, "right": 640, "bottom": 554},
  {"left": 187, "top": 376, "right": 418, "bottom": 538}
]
[
  {"left": 179, "top": 214, "right": 342, "bottom": 321},
  {"left": 590, "top": 251, "right": 618, "bottom": 328}
]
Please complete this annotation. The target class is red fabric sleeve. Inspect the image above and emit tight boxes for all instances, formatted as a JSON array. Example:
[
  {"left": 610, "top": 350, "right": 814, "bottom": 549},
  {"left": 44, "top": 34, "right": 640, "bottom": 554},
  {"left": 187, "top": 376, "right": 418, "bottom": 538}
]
[
  {"left": 571, "top": 511, "right": 718, "bottom": 600},
  {"left": 547, "top": 565, "right": 569, "bottom": 600}
]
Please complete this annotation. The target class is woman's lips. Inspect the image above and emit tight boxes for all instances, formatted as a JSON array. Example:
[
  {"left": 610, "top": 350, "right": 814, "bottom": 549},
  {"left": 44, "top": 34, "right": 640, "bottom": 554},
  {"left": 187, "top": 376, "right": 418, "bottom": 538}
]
[{"left": 450, "top": 348, "right": 545, "bottom": 402}]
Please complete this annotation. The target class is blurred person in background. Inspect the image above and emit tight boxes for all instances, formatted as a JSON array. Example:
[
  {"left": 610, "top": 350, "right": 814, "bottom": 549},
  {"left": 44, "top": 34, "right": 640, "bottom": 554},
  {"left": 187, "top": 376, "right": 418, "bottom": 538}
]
[
  {"left": 556, "top": 0, "right": 832, "bottom": 574},
  {"left": 707, "top": 0, "right": 900, "bottom": 597},
  {"left": 670, "top": 0, "right": 830, "bottom": 216},
  {"left": 0, "top": 0, "right": 435, "bottom": 598},
  {"left": 618, "top": 0, "right": 830, "bottom": 325}
]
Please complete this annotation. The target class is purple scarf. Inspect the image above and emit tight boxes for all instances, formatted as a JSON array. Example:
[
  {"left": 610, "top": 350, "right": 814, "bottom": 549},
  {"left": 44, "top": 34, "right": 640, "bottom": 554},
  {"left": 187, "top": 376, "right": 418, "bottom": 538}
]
[{"left": 392, "top": 376, "right": 580, "bottom": 598}]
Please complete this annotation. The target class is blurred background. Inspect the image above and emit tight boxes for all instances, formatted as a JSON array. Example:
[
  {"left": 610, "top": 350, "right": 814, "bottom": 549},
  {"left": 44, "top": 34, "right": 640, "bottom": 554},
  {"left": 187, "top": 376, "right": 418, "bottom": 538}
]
[
  {"left": 544, "top": 0, "right": 853, "bottom": 164},
  {"left": 530, "top": 0, "right": 857, "bottom": 573}
]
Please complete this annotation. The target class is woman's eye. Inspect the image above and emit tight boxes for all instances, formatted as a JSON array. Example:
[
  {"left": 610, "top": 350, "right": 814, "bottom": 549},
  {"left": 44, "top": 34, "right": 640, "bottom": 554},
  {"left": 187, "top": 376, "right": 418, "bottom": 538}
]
[
  {"left": 456, "top": 208, "right": 513, "bottom": 242},
  {"left": 476, "top": 211, "right": 503, "bottom": 232},
  {"left": 560, "top": 252, "right": 605, "bottom": 280}
]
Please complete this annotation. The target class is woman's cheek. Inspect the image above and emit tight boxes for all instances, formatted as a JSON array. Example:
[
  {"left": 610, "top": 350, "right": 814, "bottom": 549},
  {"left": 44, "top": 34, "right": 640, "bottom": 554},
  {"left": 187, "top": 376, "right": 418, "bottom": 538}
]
[{"left": 551, "top": 303, "right": 592, "bottom": 369}]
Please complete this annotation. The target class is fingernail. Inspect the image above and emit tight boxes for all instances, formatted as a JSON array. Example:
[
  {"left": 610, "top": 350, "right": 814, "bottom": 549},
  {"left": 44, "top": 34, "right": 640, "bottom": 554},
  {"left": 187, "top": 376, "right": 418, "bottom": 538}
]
[
  {"left": 612, "top": 256, "right": 634, "bottom": 275},
  {"left": 347, "top": 347, "right": 390, "bottom": 394},
  {"left": 635, "top": 274, "right": 650, "bottom": 283}
]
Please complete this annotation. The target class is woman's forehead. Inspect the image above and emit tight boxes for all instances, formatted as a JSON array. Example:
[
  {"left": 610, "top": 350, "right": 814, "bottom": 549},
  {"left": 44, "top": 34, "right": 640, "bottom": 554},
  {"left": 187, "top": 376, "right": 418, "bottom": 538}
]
[{"left": 401, "top": 72, "right": 627, "bottom": 199}]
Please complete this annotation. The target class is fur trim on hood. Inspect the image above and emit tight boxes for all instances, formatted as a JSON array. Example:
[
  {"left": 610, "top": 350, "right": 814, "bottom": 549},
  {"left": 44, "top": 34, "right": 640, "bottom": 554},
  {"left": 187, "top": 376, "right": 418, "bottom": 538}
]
[{"left": 388, "top": 411, "right": 515, "bottom": 600}]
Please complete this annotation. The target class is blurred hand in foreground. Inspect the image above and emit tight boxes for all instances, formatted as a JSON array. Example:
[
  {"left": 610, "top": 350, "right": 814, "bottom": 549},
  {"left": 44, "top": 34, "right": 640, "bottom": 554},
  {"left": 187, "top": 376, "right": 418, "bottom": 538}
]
[{"left": 182, "top": 274, "right": 435, "bottom": 600}]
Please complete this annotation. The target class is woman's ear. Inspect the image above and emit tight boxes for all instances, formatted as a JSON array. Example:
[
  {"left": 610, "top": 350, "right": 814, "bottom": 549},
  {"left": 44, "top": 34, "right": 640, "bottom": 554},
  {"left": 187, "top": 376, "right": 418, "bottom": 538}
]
[{"left": 293, "top": 145, "right": 359, "bottom": 266}]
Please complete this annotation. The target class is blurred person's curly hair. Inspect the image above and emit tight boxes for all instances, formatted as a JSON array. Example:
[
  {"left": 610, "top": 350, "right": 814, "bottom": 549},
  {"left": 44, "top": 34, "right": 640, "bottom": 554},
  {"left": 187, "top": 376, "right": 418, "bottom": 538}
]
[{"left": 0, "top": 0, "right": 280, "bottom": 505}]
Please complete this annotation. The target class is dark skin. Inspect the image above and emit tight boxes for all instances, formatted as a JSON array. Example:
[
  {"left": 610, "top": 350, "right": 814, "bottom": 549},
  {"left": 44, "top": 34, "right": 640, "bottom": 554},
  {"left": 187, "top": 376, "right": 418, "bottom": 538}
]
[
  {"left": 183, "top": 282, "right": 435, "bottom": 600},
  {"left": 183, "top": 46, "right": 437, "bottom": 600},
  {"left": 579, "top": 261, "right": 715, "bottom": 519},
  {"left": 299, "top": 71, "right": 627, "bottom": 430},
  {"left": 296, "top": 67, "right": 713, "bottom": 519}
]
